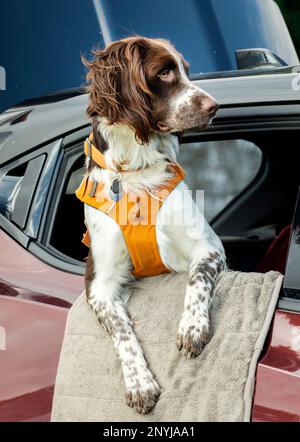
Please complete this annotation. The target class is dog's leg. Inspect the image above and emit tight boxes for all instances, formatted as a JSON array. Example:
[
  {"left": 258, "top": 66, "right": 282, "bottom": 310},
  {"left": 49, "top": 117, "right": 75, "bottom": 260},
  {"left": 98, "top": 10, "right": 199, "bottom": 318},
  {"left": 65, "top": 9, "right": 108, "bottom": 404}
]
[
  {"left": 156, "top": 182, "right": 226, "bottom": 358},
  {"left": 87, "top": 268, "right": 160, "bottom": 413},
  {"left": 177, "top": 248, "right": 226, "bottom": 358},
  {"left": 85, "top": 207, "right": 160, "bottom": 414}
]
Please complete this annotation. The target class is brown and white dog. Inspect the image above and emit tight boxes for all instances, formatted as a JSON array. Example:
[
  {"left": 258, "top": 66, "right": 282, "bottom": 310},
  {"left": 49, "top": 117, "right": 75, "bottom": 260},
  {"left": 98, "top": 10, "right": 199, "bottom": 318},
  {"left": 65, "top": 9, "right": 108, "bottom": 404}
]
[{"left": 82, "top": 36, "right": 226, "bottom": 414}]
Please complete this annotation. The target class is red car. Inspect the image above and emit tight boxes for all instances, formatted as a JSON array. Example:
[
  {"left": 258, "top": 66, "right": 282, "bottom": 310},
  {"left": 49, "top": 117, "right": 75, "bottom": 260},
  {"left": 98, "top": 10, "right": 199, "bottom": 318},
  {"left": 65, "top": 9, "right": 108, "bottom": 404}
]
[{"left": 1, "top": 68, "right": 300, "bottom": 422}]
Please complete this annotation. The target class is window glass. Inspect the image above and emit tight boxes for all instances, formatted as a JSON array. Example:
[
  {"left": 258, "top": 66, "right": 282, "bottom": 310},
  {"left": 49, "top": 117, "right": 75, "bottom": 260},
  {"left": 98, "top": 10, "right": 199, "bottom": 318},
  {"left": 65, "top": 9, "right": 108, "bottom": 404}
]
[
  {"left": 0, "top": 155, "right": 45, "bottom": 229},
  {"left": 49, "top": 156, "right": 86, "bottom": 262},
  {"left": 0, "top": 163, "right": 27, "bottom": 220},
  {"left": 50, "top": 139, "right": 262, "bottom": 261},
  {"left": 178, "top": 139, "right": 262, "bottom": 221}
]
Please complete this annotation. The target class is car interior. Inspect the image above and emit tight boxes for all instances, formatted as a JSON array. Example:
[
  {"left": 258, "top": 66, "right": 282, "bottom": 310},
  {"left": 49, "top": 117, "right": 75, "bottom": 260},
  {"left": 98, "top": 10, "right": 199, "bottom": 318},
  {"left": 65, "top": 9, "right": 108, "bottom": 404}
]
[{"left": 46, "top": 129, "right": 300, "bottom": 279}]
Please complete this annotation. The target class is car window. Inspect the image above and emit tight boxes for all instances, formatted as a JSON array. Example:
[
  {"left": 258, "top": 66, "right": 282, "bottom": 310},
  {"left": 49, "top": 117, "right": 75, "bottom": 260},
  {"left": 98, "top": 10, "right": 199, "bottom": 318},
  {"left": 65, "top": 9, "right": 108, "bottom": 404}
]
[
  {"left": 178, "top": 139, "right": 262, "bottom": 221},
  {"left": 49, "top": 155, "right": 87, "bottom": 262},
  {"left": 48, "top": 138, "right": 262, "bottom": 263},
  {"left": 0, "top": 163, "right": 27, "bottom": 221},
  {"left": 0, "top": 156, "right": 45, "bottom": 228}
]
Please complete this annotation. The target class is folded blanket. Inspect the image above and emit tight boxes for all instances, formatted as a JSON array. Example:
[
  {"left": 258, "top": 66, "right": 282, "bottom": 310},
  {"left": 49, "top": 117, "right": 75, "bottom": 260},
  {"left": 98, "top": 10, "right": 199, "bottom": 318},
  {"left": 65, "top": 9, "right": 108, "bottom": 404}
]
[{"left": 51, "top": 270, "right": 283, "bottom": 422}]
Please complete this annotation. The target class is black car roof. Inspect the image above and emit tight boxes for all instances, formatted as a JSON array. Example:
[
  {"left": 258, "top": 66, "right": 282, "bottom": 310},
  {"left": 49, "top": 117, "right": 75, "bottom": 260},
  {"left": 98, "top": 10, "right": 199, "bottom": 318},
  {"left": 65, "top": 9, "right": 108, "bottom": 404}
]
[{"left": 1, "top": 72, "right": 300, "bottom": 166}]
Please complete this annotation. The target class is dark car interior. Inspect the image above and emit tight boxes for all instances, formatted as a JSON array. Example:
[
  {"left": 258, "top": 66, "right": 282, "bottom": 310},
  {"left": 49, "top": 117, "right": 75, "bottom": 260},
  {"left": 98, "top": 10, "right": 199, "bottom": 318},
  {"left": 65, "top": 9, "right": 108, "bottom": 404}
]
[
  {"left": 49, "top": 154, "right": 87, "bottom": 264},
  {"left": 47, "top": 129, "right": 300, "bottom": 277}
]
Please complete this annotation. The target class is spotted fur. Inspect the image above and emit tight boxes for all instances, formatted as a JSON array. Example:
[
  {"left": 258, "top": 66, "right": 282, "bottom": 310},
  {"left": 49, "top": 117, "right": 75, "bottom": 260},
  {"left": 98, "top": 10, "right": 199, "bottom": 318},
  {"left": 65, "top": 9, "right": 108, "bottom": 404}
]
[{"left": 177, "top": 251, "right": 226, "bottom": 358}]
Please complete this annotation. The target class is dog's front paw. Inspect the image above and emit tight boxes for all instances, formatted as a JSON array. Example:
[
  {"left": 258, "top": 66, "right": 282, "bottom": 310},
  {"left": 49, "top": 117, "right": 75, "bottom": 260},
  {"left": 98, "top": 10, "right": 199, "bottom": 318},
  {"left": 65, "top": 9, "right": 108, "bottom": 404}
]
[
  {"left": 177, "top": 312, "right": 211, "bottom": 358},
  {"left": 125, "top": 373, "right": 160, "bottom": 414}
]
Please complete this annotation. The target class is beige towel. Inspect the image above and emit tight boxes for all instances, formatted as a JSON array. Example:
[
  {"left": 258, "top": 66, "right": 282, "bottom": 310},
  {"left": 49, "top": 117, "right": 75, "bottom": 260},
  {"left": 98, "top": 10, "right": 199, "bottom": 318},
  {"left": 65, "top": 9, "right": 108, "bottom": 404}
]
[{"left": 51, "top": 270, "right": 283, "bottom": 422}]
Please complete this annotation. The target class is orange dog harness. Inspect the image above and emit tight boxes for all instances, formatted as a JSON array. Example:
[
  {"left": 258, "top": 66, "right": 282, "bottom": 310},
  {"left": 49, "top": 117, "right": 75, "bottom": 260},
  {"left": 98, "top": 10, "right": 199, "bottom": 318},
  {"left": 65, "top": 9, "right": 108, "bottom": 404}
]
[{"left": 75, "top": 134, "right": 185, "bottom": 278}]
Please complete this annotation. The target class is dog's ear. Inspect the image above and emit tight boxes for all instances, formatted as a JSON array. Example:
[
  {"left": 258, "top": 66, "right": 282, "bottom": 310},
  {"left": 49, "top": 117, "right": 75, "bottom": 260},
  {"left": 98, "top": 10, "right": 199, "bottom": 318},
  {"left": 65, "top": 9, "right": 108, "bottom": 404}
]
[
  {"left": 91, "top": 118, "right": 108, "bottom": 153},
  {"left": 82, "top": 43, "right": 122, "bottom": 122},
  {"left": 82, "top": 37, "right": 153, "bottom": 144}
]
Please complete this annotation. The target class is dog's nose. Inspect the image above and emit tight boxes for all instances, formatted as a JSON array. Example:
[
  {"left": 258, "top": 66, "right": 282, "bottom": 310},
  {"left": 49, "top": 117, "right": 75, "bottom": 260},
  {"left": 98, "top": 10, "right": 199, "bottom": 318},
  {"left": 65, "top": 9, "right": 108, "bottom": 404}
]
[{"left": 202, "top": 97, "right": 219, "bottom": 117}]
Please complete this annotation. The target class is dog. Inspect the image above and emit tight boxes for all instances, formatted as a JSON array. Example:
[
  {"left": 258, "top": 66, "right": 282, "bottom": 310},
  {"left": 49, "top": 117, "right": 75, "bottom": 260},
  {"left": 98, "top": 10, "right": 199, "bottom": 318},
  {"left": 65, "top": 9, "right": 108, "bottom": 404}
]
[{"left": 78, "top": 36, "right": 226, "bottom": 414}]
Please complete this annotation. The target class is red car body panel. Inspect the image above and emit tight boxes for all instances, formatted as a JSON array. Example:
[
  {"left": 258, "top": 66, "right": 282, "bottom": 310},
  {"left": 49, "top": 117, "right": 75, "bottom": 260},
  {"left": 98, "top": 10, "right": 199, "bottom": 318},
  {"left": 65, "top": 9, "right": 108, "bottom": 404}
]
[
  {"left": 0, "top": 295, "right": 68, "bottom": 421},
  {"left": 252, "top": 310, "right": 300, "bottom": 422},
  {"left": 1, "top": 230, "right": 300, "bottom": 421},
  {"left": 0, "top": 230, "right": 82, "bottom": 421},
  {"left": 0, "top": 230, "right": 83, "bottom": 306}
]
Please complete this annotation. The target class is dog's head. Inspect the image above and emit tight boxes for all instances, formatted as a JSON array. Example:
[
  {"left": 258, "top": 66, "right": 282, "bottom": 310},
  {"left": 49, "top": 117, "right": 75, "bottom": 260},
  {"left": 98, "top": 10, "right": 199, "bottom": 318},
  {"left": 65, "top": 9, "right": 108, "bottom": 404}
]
[{"left": 83, "top": 36, "right": 219, "bottom": 144}]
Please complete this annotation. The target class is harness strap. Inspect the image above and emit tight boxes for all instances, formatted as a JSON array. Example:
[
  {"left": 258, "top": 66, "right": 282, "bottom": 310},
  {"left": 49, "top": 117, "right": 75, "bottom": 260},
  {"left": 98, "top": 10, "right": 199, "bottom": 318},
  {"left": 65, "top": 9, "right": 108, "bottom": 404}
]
[{"left": 84, "top": 134, "right": 130, "bottom": 172}]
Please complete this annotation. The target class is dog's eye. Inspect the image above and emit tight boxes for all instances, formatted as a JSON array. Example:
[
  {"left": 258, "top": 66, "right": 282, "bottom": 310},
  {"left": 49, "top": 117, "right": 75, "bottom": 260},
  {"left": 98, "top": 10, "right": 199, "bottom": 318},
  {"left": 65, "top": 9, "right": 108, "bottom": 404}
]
[{"left": 158, "top": 69, "right": 172, "bottom": 79}]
